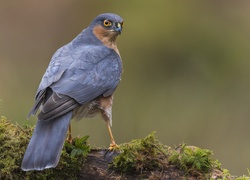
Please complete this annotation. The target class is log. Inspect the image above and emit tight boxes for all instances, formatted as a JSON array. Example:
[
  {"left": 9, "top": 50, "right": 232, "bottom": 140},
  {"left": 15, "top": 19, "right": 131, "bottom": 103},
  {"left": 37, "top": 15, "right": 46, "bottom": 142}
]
[{"left": 0, "top": 117, "right": 244, "bottom": 179}]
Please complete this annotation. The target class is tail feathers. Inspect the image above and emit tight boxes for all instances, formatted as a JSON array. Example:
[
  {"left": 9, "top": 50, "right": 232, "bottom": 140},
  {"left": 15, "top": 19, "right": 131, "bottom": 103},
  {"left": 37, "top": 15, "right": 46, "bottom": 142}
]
[{"left": 21, "top": 111, "right": 72, "bottom": 171}]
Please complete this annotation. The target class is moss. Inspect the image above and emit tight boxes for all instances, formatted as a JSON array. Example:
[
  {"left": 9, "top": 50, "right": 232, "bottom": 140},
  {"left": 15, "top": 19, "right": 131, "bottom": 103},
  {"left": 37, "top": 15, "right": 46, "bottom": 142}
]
[
  {"left": 168, "top": 144, "right": 215, "bottom": 174},
  {"left": 1, "top": 116, "right": 250, "bottom": 179},
  {"left": 111, "top": 132, "right": 250, "bottom": 179},
  {"left": 236, "top": 176, "right": 250, "bottom": 180},
  {"left": 111, "top": 132, "right": 219, "bottom": 177},
  {"left": 236, "top": 169, "right": 250, "bottom": 180},
  {"left": 0, "top": 116, "right": 32, "bottom": 179},
  {"left": 111, "top": 132, "right": 168, "bottom": 173},
  {"left": 0, "top": 116, "right": 90, "bottom": 180}
]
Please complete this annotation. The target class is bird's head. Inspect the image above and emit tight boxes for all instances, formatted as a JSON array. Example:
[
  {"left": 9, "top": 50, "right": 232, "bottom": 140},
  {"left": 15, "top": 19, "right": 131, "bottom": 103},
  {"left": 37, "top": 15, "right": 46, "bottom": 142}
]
[{"left": 90, "top": 13, "right": 124, "bottom": 43}]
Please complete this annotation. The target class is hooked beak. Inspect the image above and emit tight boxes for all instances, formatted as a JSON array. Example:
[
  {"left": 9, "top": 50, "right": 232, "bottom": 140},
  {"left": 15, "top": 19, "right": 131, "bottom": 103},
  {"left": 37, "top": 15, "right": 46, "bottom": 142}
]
[{"left": 114, "top": 22, "right": 122, "bottom": 34}]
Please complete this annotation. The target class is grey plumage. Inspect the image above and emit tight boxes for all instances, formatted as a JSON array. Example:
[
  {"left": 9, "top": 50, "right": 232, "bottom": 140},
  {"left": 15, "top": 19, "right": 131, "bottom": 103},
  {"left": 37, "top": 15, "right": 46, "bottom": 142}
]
[
  {"left": 22, "top": 13, "right": 123, "bottom": 171},
  {"left": 21, "top": 112, "right": 72, "bottom": 171}
]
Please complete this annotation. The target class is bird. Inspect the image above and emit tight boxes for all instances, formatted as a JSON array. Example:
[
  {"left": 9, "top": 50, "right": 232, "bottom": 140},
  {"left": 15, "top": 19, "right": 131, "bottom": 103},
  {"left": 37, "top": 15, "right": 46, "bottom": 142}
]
[{"left": 21, "top": 13, "right": 124, "bottom": 171}]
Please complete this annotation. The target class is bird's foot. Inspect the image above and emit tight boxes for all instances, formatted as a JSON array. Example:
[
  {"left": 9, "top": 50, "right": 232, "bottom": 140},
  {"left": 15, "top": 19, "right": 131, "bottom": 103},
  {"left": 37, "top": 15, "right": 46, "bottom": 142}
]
[
  {"left": 67, "top": 138, "right": 73, "bottom": 144},
  {"left": 108, "top": 143, "right": 119, "bottom": 151},
  {"left": 66, "top": 135, "right": 73, "bottom": 144}
]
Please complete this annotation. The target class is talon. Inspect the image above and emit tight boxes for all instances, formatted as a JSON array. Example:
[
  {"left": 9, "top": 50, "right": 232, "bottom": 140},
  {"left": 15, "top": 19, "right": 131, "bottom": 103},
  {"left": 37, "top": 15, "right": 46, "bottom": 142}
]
[
  {"left": 67, "top": 137, "right": 73, "bottom": 144},
  {"left": 108, "top": 143, "right": 119, "bottom": 150},
  {"left": 109, "top": 144, "right": 119, "bottom": 151}
]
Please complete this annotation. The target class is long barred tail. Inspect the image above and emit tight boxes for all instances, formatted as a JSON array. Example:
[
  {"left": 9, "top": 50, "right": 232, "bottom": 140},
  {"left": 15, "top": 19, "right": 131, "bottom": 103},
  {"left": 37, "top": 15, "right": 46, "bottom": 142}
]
[{"left": 21, "top": 111, "right": 72, "bottom": 171}]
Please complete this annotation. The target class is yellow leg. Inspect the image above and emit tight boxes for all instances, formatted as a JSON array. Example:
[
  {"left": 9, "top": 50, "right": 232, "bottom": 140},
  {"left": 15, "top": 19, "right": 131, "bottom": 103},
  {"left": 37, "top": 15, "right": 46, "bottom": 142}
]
[
  {"left": 106, "top": 122, "right": 118, "bottom": 150},
  {"left": 67, "top": 123, "right": 73, "bottom": 144}
]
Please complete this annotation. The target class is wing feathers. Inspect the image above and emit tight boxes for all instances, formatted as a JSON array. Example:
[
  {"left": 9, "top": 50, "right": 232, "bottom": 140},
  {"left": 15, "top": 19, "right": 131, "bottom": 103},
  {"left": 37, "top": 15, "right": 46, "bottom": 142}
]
[{"left": 38, "top": 91, "right": 79, "bottom": 121}]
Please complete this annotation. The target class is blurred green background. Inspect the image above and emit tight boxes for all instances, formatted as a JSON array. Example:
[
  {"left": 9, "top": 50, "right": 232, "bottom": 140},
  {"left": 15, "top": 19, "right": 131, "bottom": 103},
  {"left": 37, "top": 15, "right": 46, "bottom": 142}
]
[{"left": 1, "top": 1, "right": 250, "bottom": 175}]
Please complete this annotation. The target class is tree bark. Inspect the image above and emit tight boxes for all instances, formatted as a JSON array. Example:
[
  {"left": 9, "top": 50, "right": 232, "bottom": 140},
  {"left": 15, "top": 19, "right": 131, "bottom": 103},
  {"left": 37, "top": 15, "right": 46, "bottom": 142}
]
[{"left": 77, "top": 149, "right": 127, "bottom": 180}]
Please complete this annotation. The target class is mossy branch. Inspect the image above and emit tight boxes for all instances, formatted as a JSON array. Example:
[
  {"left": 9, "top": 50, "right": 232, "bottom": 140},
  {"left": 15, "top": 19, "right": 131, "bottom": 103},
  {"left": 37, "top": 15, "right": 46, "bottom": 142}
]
[{"left": 0, "top": 116, "right": 249, "bottom": 180}]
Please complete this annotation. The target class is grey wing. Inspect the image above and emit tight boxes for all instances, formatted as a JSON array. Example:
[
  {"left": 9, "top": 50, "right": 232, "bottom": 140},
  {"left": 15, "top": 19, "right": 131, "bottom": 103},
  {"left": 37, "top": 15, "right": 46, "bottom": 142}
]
[
  {"left": 28, "top": 44, "right": 74, "bottom": 118},
  {"left": 51, "top": 49, "right": 122, "bottom": 104},
  {"left": 29, "top": 44, "right": 122, "bottom": 121}
]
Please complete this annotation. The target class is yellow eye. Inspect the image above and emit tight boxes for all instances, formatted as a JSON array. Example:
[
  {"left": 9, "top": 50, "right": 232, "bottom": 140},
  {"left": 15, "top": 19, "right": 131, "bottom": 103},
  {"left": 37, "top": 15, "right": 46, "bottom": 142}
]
[{"left": 103, "top": 20, "right": 112, "bottom": 27}]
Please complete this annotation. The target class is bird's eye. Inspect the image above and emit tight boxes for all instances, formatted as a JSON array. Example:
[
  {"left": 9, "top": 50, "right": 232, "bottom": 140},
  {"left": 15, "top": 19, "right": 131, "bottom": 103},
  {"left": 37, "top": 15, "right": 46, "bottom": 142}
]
[{"left": 103, "top": 20, "right": 112, "bottom": 27}]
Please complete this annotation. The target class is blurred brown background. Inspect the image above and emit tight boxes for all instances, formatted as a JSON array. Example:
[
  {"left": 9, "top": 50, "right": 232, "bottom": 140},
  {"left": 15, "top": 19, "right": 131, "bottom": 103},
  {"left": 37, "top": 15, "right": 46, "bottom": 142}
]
[{"left": 1, "top": 1, "right": 250, "bottom": 175}]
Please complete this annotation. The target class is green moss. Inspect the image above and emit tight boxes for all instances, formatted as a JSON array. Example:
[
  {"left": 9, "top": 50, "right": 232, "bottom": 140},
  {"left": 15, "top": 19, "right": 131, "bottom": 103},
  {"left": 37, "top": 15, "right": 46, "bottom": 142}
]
[
  {"left": 1, "top": 116, "right": 250, "bottom": 179},
  {"left": 0, "top": 116, "right": 90, "bottom": 179},
  {"left": 168, "top": 144, "right": 214, "bottom": 174},
  {"left": 0, "top": 116, "right": 32, "bottom": 179},
  {"left": 236, "top": 176, "right": 250, "bottom": 180},
  {"left": 236, "top": 169, "right": 250, "bottom": 180},
  {"left": 111, "top": 132, "right": 166, "bottom": 173},
  {"left": 111, "top": 132, "right": 250, "bottom": 179},
  {"left": 111, "top": 132, "right": 168, "bottom": 173},
  {"left": 111, "top": 132, "right": 218, "bottom": 176}
]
